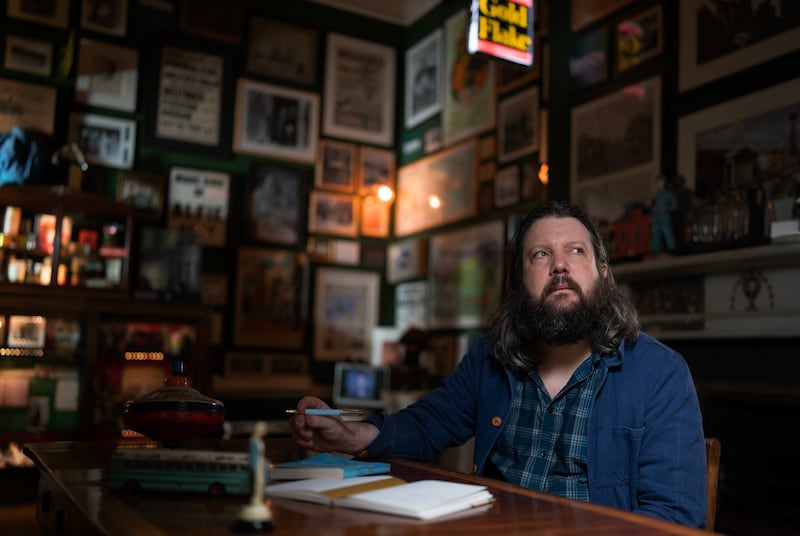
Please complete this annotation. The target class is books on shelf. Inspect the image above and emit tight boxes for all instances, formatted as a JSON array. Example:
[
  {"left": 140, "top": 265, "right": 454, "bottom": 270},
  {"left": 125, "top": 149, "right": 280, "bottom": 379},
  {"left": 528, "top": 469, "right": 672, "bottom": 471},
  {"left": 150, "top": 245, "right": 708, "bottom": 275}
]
[{"left": 270, "top": 453, "right": 390, "bottom": 480}]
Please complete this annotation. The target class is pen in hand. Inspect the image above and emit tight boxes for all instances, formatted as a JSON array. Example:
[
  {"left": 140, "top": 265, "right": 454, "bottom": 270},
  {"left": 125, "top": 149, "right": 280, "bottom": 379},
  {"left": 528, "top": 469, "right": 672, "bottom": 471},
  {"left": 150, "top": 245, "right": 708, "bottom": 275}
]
[{"left": 285, "top": 408, "right": 365, "bottom": 417}]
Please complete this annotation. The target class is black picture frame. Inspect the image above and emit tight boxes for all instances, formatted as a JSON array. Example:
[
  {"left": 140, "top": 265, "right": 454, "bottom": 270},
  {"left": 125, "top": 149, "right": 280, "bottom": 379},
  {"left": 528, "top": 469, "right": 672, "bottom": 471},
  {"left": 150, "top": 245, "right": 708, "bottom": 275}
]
[{"left": 244, "top": 160, "right": 310, "bottom": 247}]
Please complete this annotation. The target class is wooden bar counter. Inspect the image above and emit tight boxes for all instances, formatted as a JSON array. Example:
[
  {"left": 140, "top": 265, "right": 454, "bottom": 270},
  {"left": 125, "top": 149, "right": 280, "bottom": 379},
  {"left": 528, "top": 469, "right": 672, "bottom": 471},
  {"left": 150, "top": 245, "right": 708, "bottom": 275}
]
[{"left": 23, "top": 439, "right": 709, "bottom": 535}]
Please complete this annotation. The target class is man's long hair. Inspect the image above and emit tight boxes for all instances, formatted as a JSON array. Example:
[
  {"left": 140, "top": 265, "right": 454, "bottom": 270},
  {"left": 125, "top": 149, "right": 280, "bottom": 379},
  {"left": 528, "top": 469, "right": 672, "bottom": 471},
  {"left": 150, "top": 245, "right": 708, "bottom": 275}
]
[{"left": 487, "top": 201, "right": 640, "bottom": 369}]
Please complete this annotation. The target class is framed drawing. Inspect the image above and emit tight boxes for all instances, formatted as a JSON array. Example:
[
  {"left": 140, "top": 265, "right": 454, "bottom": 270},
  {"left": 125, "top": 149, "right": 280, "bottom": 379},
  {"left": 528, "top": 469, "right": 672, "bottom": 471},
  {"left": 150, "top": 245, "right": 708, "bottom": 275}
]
[
  {"left": 570, "top": 76, "right": 661, "bottom": 223},
  {"left": 316, "top": 139, "right": 357, "bottom": 192},
  {"left": 571, "top": 0, "right": 635, "bottom": 31},
  {"left": 75, "top": 38, "right": 139, "bottom": 112},
  {"left": 323, "top": 33, "right": 396, "bottom": 147},
  {"left": 679, "top": 0, "right": 800, "bottom": 91},
  {"left": 494, "top": 165, "right": 520, "bottom": 207},
  {"left": 387, "top": 237, "right": 428, "bottom": 284},
  {"left": 0, "top": 78, "right": 56, "bottom": 136},
  {"left": 497, "top": 85, "right": 540, "bottom": 164},
  {"left": 429, "top": 219, "right": 505, "bottom": 329},
  {"left": 81, "top": 0, "right": 128, "bottom": 36},
  {"left": 245, "top": 160, "right": 309, "bottom": 246},
  {"left": 6, "top": 0, "right": 69, "bottom": 28},
  {"left": 395, "top": 140, "right": 478, "bottom": 237},
  {"left": 68, "top": 112, "right": 136, "bottom": 170},
  {"left": 4, "top": 35, "right": 52, "bottom": 76},
  {"left": 233, "top": 78, "right": 319, "bottom": 163},
  {"left": 358, "top": 146, "right": 396, "bottom": 195},
  {"left": 443, "top": 9, "right": 496, "bottom": 146},
  {"left": 615, "top": 5, "right": 662, "bottom": 75},
  {"left": 234, "top": 248, "right": 309, "bottom": 349},
  {"left": 308, "top": 190, "right": 359, "bottom": 238},
  {"left": 313, "top": 267, "right": 379, "bottom": 362},
  {"left": 247, "top": 17, "right": 318, "bottom": 86},
  {"left": 178, "top": 0, "right": 243, "bottom": 43},
  {"left": 405, "top": 28, "right": 443, "bottom": 129},
  {"left": 116, "top": 170, "right": 164, "bottom": 220},
  {"left": 167, "top": 166, "right": 230, "bottom": 247}
]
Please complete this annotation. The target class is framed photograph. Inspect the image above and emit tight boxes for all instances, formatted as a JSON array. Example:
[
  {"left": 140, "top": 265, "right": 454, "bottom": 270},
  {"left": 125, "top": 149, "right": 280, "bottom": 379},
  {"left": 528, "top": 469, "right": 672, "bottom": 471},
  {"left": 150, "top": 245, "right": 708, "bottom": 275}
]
[
  {"left": 6, "top": 0, "right": 69, "bottom": 28},
  {"left": 8, "top": 315, "right": 46, "bottom": 348},
  {"left": 75, "top": 38, "right": 139, "bottom": 112},
  {"left": 615, "top": 5, "right": 662, "bottom": 75},
  {"left": 405, "top": 28, "right": 443, "bottom": 129},
  {"left": 395, "top": 280, "right": 429, "bottom": 331},
  {"left": 234, "top": 248, "right": 309, "bottom": 349},
  {"left": 494, "top": 165, "right": 520, "bottom": 207},
  {"left": 200, "top": 273, "right": 228, "bottom": 306},
  {"left": 316, "top": 139, "right": 357, "bottom": 192},
  {"left": 570, "top": 76, "right": 661, "bottom": 223},
  {"left": 116, "top": 170, "right": 164, "bottom": 220},
  {"left": 497, "top": 85, "right": 540, "bottom": 164},
  {"left": 313, "top": 267, "right": 379, "bottom": 362},
  {"left": 81, "top": 0, "right": 128, "bottom": 36},
  {"left": 0, "top": 78, "right": 56, "bottom": 136},
  {"left": 323, "top": 33, "right": 396, "bottom": 147},
  {"left": 178, "top": 0, "right": 243, "bottom": 43},
  {"left": 571, "top": 0, "right": 635, "bottom": 31},
  {"left": 679, "top": 0, "right": 800, "bottom": 92},
  {"left": 4, "top": 35, "right": 52, "bottom": 76},
  {"left": 247, "top": 17, "right": 318, "bottom": 86},
  {"left": 245, "top": 160, "right": 309, "bottom": 246},
  {"left": 308, "top": 190, "right": 359, "bottom": 238},
  {"left": 358, "top": 146, "right": 396, "bottom": 195},
  {"left": 496, "top": 35, "right": 542, "bottom": 94},
  {"left": 387, "top": 237, "right": 428, "bottom": 284},
  {"left": 443, "top": 9, "right": 496, "bottom": 146},
  {"left": 569, "top": 25, "right": 609, "bottom": 90},
  {"left": 68, "top": 112, "right": 136, "bottom": 170},
  {"left": 395, "top": 140, "right": 478, "bottom": 237},
  {"left": 167, "top": 166, "right": 230, "bottom": 247},
  {"left": 233, "top": 78, "right": 319, "bottom": 163},
  {"left": 429, "top": 219, "right": 505, "bottom": 329},
  {"left": 360, "top": 197, "right": 390, "bottom": 238}
]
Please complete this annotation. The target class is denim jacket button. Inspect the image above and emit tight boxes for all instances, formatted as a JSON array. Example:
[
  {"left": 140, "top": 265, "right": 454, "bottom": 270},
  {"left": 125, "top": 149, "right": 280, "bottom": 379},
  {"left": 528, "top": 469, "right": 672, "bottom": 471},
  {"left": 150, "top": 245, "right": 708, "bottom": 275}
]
[{"left": 491, "top": 416, "right": 502, "bottom": 427}]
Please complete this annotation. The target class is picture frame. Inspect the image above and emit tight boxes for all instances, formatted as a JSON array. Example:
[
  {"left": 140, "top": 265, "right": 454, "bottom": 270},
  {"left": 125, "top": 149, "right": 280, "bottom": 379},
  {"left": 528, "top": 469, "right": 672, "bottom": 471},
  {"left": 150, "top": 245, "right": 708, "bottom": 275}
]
[
  {"left": 167, "top": 166, "right": 230, "bottom": 247},
  {"left": 316, "top": 139, "right": 357, "bottom": 192},
  {"left": 308, "top": 190, "right": 359, "bottom": 238},
  {"left": 494, "top": 165, "right": 520, "bottom": 208},
  {"left": 497, "top": 85, "right": 540, "bottom": 164},
  {"left": 395, "top": 140, "right": 478, "bottom": 237},
  {"left": 75, "top": 38, "right": 139, "bottom": 112},
  {"left": 81, "top": 0, "right": 128, "bottom": 37},
  {"left": 6, "top": 0, "right": 69, "bottom": 28},
  {"left": 569, "top": 25, "right": 609, "bottom": 90},
  {"left": 247, "top": 17, "right": 318, "bottom": 87},
  {"left": 359, "top": 197, "right": 390, "bottom": 238},
  {"left": 570, "top": 76, "right": 661, "bottom": 223},
  {"left": 496, "top": 34, "right": 542, "bottom": 94},
  {"left": 0, "top": 78, "right": 56, "bottom": 136},
  {"left": 233, "top": 78, "right": 320, "bottom": 163},
  {"left": 200, "top": 273, "right": 228, "bottom": 306},
  {"left": 68, "top": 112, "right": 136, "bottom": 170},
  {"left": 313, "top": 267, "right": 379, "bottom": 362},
  {"left": 178, "top": 0, "right": 243, "bottom": 44},
  {"left": 245, "top": 160, "right": 309, "bottom": 246},
  {"left": 234, "top": 248, "right": 309, "bottom": 349},
  {"left": 404, "top": 28, "right": 443, "bottom": 129},
  {"left": 571, "top": 0, "right": 635, "bottom": 31},
  {"left": 8, "top": 315, "right": 46, "bottom": 348},
  {"left": 224, "top": 352, "right": 308, "bottom": 377},
  {"left": 116, "top": 170, "right": 164, "bottom": 220},
  {"left": 429, "top": 219, "right": 505, "bottom": 329},
  {"left": 394, "top": 280, "right": 429, "bottom": 331},
  {"left": 679, "top": 0, "right": 800, "bottom": 92},
  {"left": 323, "top": 33, "right": 396, "bottom": 147},
  {"left": 387, "top": 237, "right": 428, "bottom": 284},
  {"left": 358, "top": 146, "right": 396, "bottom": 195},
  {"left": 614, "top": 5, "right": 662, "bottom": 75},
  {"left": 4, "top": 35, "right": 52, "bottom": 76}
]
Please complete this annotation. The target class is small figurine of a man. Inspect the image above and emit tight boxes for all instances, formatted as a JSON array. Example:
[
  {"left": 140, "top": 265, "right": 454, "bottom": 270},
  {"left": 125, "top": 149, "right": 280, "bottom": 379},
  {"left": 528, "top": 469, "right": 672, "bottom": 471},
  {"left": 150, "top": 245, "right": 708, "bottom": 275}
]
[
  {"left": 235, "top": 421, "right": 273, "bottom": 532},
  {"left": 651, "top": 174, "right": 678, "bottom": 253}
]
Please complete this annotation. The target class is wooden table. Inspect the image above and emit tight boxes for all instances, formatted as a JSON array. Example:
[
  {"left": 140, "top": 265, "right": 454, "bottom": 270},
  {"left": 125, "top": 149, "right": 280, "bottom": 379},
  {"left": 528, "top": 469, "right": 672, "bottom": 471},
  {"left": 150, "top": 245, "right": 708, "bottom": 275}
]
[{"left": 24, "top": 439, "right": 710, "bottom": 535}]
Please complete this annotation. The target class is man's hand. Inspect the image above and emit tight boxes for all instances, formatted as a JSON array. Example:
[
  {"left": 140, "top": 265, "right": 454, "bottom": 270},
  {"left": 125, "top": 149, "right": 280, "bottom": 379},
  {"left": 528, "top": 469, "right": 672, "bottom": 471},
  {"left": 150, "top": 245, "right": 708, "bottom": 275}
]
[{"left": 288, "top": 396, "right": 378, "bottom": 454}]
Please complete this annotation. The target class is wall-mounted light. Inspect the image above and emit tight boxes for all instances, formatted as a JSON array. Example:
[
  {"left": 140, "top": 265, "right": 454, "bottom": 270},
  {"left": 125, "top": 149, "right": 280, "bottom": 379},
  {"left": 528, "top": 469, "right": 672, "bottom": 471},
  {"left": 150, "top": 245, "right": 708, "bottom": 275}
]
[
  {"left": 428, "top": 195, "right": 442, "bottom": 209},
  {"left": 363, "top": 183, "right": 395, "bottom": 203},
  {"left": 538, "top": 162, "right": 549, "bottom": 185}
]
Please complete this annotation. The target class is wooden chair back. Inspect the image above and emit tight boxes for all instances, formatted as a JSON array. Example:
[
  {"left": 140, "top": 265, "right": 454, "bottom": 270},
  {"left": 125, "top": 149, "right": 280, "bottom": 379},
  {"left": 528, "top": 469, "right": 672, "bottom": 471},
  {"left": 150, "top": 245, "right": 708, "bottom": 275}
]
[{"left": 705, "top": 437, "right": 721, "bottom": 532}]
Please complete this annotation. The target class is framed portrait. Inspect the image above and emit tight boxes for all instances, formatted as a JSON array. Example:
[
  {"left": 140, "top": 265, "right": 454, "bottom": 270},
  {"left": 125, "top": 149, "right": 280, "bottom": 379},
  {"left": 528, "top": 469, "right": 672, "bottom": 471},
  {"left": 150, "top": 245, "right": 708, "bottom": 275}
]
[
  {"left": 316, "top": 139, "right": 357, "bottom": 192},
  {"left": 200, "top": 274, "right": 228, "bottom": 306},
  {"left": 8, "top": 315, "right": 46, "bottom": 348},
  {"left": 569, "top": 25, "right": 609, "bottom": 90},
  {"left": 494, "top": 165, "right": 520, "bottom": 208},
  {"left": 358, "top": 146, "right": 396, "bottom": 195},
  {"left": 234, "top": 248, "right": 309, "bottom": 349},
  {"left": 313, "top": 267, "right": 379, "bottom": 362},
  {"left": 429, "top": 219, "right": 505, "bottom": 329},
  {"left": 496, "top": 34, "right": 542, "bottom": 94},
  {"left": 245, "top": 160, "right": 309, "bottom": 246},
  {"left": 81, "top": 0, "right": 128, "bottom": 37},
  {"left": 360, "top": 197, "right": 390, "bottom": 238},
  {"left": 615, "top": 5, "right": 662, "bottom": 75},
  {"left": 405, "top": 28, "right": 443, "bottom": 129},
  {"left": 679, "top": 0, "right": 800, "bottom": 92},
  {"left": 233, "top": 78, "right": 319, "bottom": 163},
  {"left": 443, "top": 9, "right": 496, "bottom": 146},
  {"left": 323, "top": 33, "right": 396, "bottom": 147},
  {"left": 0, "top": 78, "right": 56, "bottom": 136},
  {"left": 4, "top": 35, "right": 52, "bottom": 76},
  {"left": 395, "top": 140, "right": 478, "bottom": 237},
  {"left": 308, "top": 190, "right": 359, "bottom": 238},
  {"left": 6, "top": 0, "right": 69, "bottom": 28},
  {"left": 68, "top": 112, "right": 136, "bottom": 170},
  {"left": 75, "top": 38, "right": 139, "bottom": 112},
  {"left": 570, "top": 76, "right": 661, "bottom": 223},
  {"left": 387, "top": 237, "right": 428, "bottom": 284},
  {"left": 497, "top": 85, "right": 540, "bottom": 164},
  {"left": 116, "top": 170, "right": 164, "bottom": 220},
  {"left": 571, "top": 0, "right": 635, "bottom": 31},
  {"left": 167, "top": 166, "right": 230, "bottom": 247},
  {"left": 178, "top": 0, "right": 243, "bottom": 43},
  {"left": 247, "top": 17, "right": 318, "bottom": 86}
]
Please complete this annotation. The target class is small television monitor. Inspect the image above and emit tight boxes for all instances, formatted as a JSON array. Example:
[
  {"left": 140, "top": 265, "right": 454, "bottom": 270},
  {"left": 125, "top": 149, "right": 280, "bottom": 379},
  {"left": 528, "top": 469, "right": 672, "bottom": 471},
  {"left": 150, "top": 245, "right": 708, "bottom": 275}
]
[{"left": 332, "top": 362, "right": 390, "bottom": 410}]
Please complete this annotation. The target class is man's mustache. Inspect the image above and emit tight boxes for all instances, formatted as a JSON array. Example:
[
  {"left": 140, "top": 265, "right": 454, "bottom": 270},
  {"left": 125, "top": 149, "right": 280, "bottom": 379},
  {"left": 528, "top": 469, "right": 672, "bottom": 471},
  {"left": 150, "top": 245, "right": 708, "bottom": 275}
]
[{"left": 545, "top": 275, "right": 581, "bottom": 295}]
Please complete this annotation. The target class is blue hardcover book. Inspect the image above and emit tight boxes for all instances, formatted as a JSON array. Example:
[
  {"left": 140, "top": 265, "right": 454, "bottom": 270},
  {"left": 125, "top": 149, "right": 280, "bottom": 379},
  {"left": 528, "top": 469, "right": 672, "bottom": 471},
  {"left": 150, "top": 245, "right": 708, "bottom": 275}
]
[{"left": 271, "top": 453, "right": 390, "bottom": 480}]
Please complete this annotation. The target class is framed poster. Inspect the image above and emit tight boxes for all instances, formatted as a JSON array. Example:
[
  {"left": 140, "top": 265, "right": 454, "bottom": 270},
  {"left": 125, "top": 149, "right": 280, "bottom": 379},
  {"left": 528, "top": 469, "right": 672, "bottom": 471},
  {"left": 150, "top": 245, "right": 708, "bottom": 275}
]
[
  {"left": 405, "top": 28, "right": 443, "bottom": 128},
  {"left": 395, "top": 140, "right": 478, "bottom": 237},
  {"left": 323, "top": 33, "right": 396, "bottom": 147},
  {"left": 68, "top": 112, "right": 136, "bottom": 170},
  {"left": 234, "top": 248, "right": 309, "bottom": 349},
  {"left": 429, "top": 219, "right": 504, "bottom": 329},
  {"left": 497, "top": 85, "right": 540, "bottom": 164},
  {"left": 245, "top": 160, "right": 308, "bottom": 246},
  {"left": 615, "top": 5, "right": 662, "bottom": 75},
  {"left": 116, "top": 170, "right": 164, "bottom": 220},
  {"left": 316, "top": 139, "right": 357, "bottom": 192},
  {"left": 571, "top": 0, "right": 635, "bottom": 31},
  {"left": 308, "top": 190, "right": 359, "bottom": 238},
  {"left": 358, "top": 146, "right": 396, "bottom": 195},
  {"left": 0, "top": 78, "right": 56, "bottom": 136},
  {"left": 81, "top": 0, "right": 128, "bottom": 36},
  {"left": 247, "top": 17, "right": 318, "bottom": 86},
  {"left": 6, "top": 0, "right": 69, "bottom": 28},
  {"left": 233, "top": 78, "right": 319, "bottom": 163},
  {"left": 313, "top": 267, "right": 379, "bottom": 362},
  {"left": 387, "top": 237, "right": 428, "bottom": 284},
  {"left": 570, "top": 76, "right": 661, "bottom": 223},
  {"left": 4, "top": 35, "right": 52, "bottom": 76},
  {"left": 178, "top": 0, "right": 243, "bottom": 43},
  {"left": 75, "top": 38, "right": 139, "bottom": 112},
  {"left": 167, "top": 166, "right": 230, "bottom": 247}
]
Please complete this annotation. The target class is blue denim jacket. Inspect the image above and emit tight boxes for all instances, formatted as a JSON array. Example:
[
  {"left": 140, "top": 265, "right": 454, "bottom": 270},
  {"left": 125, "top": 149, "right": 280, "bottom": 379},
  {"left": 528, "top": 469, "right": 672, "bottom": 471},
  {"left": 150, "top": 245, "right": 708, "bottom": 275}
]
[{"left": 363, "top": 332, "right": 707, "bottom": 528}]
